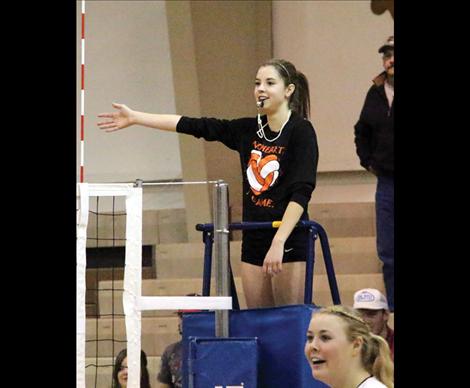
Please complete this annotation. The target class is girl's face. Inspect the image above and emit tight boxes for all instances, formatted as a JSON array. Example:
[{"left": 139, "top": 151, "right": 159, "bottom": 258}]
[
  {"left": 254, "top": 65, "right": 294, "bottom": 114},
  {"left": 304, "top": 313, "right": 357, "bottom": 386},
  {"left": 117, "top": 357, "right": 128, "bottom": 387}
]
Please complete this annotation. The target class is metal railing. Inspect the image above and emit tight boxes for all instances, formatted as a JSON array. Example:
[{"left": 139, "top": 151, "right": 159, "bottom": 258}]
[{"left": 196, "top": 219, "right": 341, "bottom": 306}]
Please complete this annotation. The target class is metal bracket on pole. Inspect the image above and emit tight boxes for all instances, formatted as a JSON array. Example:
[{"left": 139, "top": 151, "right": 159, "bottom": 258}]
[{"left": 213, "top": 180, "right": 230, "bottom": 337}]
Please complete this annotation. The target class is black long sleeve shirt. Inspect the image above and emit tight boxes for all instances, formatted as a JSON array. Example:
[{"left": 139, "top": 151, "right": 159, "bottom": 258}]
[
  {"left": 177, "top": 113, "right": 317, "bottom": 219},
  {"left": 176, "top": 112, "right": 318, "bottom": 262}
]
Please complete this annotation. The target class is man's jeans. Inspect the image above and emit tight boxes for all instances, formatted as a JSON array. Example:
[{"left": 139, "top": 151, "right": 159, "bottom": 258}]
[{"left": 376, "top": 175, "right": 394, "bottom": 311}]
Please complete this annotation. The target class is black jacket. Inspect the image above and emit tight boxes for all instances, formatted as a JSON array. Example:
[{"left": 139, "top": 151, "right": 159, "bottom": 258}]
[{"left": 354, "top": 72, "right": 394, "bottom": 175}]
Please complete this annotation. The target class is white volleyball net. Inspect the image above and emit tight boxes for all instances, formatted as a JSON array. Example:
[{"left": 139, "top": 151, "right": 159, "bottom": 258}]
[{"left": 77, "top": 182, "right": 232, "bottom": 388}]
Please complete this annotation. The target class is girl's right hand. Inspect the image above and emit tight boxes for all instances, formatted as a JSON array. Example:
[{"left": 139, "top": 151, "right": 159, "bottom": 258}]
[{"left": 97, "top": 103, "right": 135, "bottom": 132}]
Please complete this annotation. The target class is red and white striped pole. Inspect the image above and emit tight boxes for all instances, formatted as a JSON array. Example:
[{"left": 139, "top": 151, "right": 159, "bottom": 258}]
[{"left": 80, "top": 0, "right": 85, "bottom": 182}]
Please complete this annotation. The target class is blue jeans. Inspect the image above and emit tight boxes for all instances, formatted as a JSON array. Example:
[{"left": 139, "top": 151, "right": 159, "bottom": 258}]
[{"left": 376, "top": 175, "right": 394, "bottom": 311}]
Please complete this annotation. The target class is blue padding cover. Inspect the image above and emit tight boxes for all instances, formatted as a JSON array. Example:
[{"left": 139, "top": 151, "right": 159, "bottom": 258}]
[
  {"left": 182, "top": 304, "right": 328, "bottom": 388},
  {"left": 188, "top": 337, "right": 258, "bottom": 388}
]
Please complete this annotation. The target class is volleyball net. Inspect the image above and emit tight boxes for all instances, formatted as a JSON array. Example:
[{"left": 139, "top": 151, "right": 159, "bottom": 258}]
[{"left": 76, "top": 181, "right": 233, "bottom": 388}]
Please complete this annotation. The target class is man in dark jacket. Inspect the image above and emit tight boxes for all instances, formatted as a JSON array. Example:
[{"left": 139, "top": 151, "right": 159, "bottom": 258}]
[{"left": 354, "top": 36, "right": 394, "bottom": 311}]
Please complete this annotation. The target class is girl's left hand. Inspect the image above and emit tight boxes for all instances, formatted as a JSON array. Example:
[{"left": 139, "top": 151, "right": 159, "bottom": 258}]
[{"left": 262, "top": 239, "right": 284, "bottom": 276}]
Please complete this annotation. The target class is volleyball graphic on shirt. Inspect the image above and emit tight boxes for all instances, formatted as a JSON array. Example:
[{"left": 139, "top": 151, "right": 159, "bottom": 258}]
[{"left": 246, "top": 150, "right": 280, "bottom": 195}]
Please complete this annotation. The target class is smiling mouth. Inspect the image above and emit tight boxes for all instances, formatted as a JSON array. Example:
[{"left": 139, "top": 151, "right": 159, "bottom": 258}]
[{"left": 312, "top": 359, "right": 326, "bottom": 365}]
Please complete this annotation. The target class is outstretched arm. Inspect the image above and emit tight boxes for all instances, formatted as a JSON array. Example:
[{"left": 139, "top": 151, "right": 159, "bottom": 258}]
[{"left": 97, "top": 103, "right": 181, "bottom": 133}]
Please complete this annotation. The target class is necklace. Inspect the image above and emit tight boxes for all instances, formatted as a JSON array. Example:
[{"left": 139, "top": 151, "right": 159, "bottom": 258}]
[{"left": 257, "top": 110, "right": 292, "bottom": 143}]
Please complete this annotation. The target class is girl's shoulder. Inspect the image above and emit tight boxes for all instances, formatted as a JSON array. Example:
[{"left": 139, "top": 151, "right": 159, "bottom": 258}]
[
  {"left": 226, "top": 116, "right": 257, "bottom": 133},
  {"left": 289, "top": 112, "right": 315, "bottom": 130},
  {"left": 288, "top": 114, "right": 317, "bottom": 144},
  {"left": 231, "top": 116, "right": 257, "bottom": 125},
  {"left": 360, "top": 376, "right": 388, "bottom": 388}
]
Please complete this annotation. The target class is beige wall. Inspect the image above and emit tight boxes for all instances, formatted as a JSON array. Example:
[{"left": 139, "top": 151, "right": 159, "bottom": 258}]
[
  {"left": 76, "top": 1, "right": 182, "bottom": 184},
  {"left": 77, "top": 1, "right": 389, "bottom": 226},
  {"left": 165, "top": 1, "right": 210, "bottom": 241},
  {"left": 189, "top": 1, "right": 272, "bottom": 223},
  {"left": 273, "top": 0, "right": 393, "bottom": 172},
  {"left": 166, "top": 0, "right": 272, "bottom": 236},
  {"left": 77, "top": 1, "right": 271, "bottom": 239}
]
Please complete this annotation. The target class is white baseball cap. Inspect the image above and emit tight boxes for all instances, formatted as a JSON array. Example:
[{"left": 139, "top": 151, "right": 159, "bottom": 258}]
[{"left": 353, "top": 288, "right": 389, "bottom": 310}]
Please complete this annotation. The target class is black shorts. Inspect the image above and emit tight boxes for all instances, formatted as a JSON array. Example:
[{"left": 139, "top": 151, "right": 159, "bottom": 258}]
[{"left": 241, "top": 227, "right": 308, "bottom": 267}]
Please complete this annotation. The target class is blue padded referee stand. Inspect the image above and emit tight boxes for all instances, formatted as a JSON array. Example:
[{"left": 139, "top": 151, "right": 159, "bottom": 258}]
[
  {"left": 187, "top": 337, "right": 258, "bottom": 388},
  {"left": 182, "top": 305, "right": 328, "bottom": 388},
  {"left": 184, "top": 220, "right": 339, "bottom": 387}
]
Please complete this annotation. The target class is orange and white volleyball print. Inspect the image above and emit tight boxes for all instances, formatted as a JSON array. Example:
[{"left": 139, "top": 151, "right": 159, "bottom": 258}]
[{"left": 246, "top": 150, "right": 280, "bottom": 196}]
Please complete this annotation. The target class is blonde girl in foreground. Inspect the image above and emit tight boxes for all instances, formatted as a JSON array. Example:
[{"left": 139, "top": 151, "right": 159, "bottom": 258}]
[{"left": 305, "top": 305, "right": 393, "bottom": 388}]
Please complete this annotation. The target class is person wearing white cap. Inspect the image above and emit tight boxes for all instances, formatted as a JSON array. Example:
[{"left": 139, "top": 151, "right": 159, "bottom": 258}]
[
  {"left": 354, "top": 36, "right": 395, "bottom": 312},
  {"left": 353, "top": 288, "right": 394, "bottom": 359}
]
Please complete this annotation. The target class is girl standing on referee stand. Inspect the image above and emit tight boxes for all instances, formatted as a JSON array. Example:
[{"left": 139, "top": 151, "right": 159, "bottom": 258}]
[
  {"left": 305, "top": 305, "right": 394, "bottom": 388},
  {"left": 98, "top": 59, "right": 318, "bottom": 309}
]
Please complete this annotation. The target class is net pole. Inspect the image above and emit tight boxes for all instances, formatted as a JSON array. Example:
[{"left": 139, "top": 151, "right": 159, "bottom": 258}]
[
  {"left": 123, "top": 186, "right": 143, "bottom": 388},
  {"left": 213, "top": 180, "right": 230, "bottom": 337},
  {"left": 80, "top": 0, "right": 85, "bottom": 182},
  {"left": 76, "top": 183, "right": 89, "bottom": 388}
]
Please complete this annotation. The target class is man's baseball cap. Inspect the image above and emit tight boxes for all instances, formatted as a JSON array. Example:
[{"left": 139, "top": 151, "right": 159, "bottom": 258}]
[
  {"left": 353, "top": 288, "right": 389, "bottom": 310},
  {"left": 378, "top": 36, "right": 394, "bottom": 53}
]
